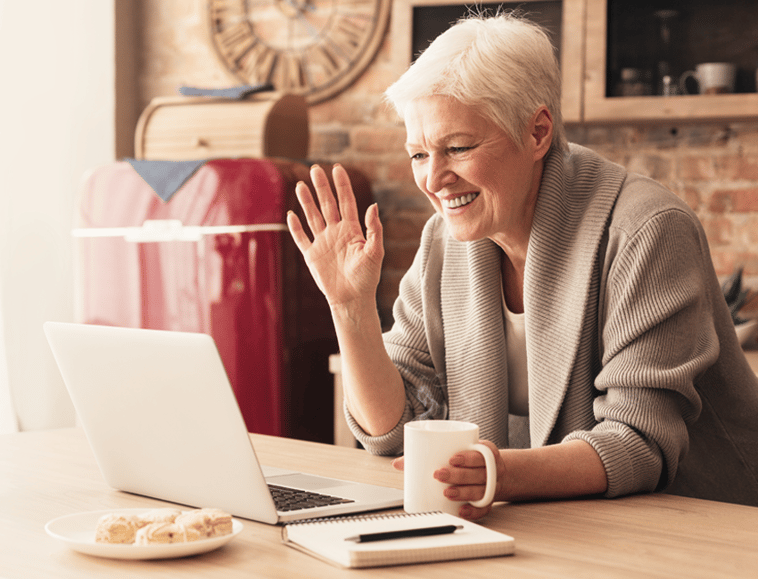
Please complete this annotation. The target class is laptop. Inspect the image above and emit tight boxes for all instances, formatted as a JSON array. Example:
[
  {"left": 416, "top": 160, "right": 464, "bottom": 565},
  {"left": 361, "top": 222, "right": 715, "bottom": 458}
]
[{"left": 43, "top": 322, "right": 404, "bottom": 524}]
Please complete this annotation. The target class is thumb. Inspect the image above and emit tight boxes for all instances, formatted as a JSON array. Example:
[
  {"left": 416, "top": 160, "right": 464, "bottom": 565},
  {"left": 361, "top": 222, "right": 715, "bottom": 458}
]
[
  {"left": 364, "top": 203, "right": 384, "bottom": 262},
  {"left": 391, "top": 456, "right": 405, "bottom": 471}
]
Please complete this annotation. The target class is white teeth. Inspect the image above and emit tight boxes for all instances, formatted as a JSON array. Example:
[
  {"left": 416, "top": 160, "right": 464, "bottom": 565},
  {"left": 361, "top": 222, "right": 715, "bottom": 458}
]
[{"left": 442, "top": 193, "right": 478, "bottom": 209}]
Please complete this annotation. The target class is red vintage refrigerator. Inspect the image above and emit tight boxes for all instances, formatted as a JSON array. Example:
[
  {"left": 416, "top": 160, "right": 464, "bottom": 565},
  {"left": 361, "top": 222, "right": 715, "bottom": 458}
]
[{"left": 74, "top": 158, "right": 371, "bottom": 443}]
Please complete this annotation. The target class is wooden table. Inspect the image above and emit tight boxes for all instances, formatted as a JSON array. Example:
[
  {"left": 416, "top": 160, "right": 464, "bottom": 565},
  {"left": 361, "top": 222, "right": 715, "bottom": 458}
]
[{"left": 2, "top": 428, "right": 757, "bottom": 578}]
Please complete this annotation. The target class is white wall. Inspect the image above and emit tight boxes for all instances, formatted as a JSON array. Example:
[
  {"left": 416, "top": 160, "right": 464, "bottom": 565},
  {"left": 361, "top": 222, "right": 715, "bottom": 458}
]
[{"left": 0, "top": 1, "right": 116, "bottom": 431}]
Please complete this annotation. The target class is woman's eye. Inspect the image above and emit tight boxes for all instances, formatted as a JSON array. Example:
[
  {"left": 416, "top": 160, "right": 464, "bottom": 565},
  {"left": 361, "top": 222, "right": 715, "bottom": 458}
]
[
  {"left": 449, "top": 146, "right": 471, "bottom": 154},
  {"left": 410, "top": 152, "right": 426, "bottom": 161}
]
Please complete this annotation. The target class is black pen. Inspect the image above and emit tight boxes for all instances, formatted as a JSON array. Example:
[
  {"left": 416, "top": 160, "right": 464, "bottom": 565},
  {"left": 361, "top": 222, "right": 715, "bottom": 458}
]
[{"left": 345, "top": 524, "right": 464, "bottom": 543}]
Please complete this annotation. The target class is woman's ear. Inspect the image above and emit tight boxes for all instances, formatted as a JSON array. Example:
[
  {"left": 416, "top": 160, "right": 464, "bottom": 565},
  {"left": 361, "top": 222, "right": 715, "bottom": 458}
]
[{"left": 530, "top": 106, "right": 554, "bottom": 161}]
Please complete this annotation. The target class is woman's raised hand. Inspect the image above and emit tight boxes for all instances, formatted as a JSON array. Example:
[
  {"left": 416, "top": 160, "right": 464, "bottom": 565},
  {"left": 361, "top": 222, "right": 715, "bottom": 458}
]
[{"left": 287, "top": 164, "right": 384, "bottom": 308}]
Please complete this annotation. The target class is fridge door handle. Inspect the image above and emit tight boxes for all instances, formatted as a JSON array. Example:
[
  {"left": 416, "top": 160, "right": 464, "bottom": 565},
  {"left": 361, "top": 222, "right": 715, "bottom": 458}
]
[{"left": 72, "top": 220, "right": 288, "bottom": 242}]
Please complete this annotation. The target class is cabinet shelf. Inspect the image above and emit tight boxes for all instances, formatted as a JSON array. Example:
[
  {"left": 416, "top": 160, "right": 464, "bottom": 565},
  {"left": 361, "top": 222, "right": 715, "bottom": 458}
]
[{"left": 579, "top": 0, "right": 758, "bottom": 124}]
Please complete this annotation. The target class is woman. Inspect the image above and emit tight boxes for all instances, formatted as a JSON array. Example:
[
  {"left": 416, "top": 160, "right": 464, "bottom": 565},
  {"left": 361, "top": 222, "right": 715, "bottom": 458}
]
[{"left": 287, "top": 13, "right": 758, "bottom": 518}]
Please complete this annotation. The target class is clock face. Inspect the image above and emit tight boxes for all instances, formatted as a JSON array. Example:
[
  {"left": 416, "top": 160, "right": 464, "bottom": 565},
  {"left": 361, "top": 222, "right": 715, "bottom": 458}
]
[{"left": 208, "top": 0, "right": 391, "bottom": 104}]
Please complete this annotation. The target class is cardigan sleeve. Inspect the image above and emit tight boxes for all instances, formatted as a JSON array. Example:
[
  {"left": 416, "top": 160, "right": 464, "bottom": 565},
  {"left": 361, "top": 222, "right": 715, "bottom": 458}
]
[
  {"left": 345, "top": 216, "right": 449, "bottom": 455},
  {"left": 564, "top": 205, "right": 719, "bottom": 498}
]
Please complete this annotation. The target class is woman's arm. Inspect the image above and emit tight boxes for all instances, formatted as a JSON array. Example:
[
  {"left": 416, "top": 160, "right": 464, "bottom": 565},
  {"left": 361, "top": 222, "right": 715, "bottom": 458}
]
[
  {"left": 442, "top": 440, "right": 607, "bottom": 518},
  {"left": 287, "top": 164, "right": 406, "bottom": 436},
  {"left": 393, "top": 439, "right": 608, "bottom": 520},
  {"left": 329, "top": 299, "right": 406, "bottom": 436}
]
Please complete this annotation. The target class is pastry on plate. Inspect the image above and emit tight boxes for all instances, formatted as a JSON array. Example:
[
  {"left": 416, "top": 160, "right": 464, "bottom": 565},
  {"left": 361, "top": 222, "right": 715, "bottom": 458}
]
[
  {"left": 175, "top": 508, "right": 233, "bottom": 538},
  {"left": 138, "top": 508, "right": 182, "bottom": 526},
  {"left": 134, "top": 522, "right": 203, "bottom": 545},
  {"left": 94, "top": 513, "right": 141, "bottom": 544}
]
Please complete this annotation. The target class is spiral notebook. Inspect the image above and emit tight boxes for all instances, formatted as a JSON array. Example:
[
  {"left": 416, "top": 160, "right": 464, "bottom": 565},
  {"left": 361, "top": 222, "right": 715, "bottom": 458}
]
[{"left": 281, "top": 511, "right": 515, "bottom": 568}]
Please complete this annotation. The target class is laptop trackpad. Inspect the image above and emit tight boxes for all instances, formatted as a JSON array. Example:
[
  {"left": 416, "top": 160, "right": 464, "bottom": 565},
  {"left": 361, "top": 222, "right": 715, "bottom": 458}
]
[{"left": 266, "top": 473, "right": 352, "bottom": 491}]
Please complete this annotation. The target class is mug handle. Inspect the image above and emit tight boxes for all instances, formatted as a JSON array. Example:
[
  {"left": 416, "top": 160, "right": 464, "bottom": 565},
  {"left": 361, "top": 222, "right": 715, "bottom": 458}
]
[
  {"left": 679, "top": 70, "right": 698, "bottom": 95},
  {"left": 467, "top": 443, "right": 497, "bottom": 508}
]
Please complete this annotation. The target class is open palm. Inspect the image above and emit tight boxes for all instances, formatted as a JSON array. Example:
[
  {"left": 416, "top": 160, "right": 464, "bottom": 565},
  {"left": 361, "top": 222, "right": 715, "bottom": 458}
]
[{"left": 287, "top": 164, "right": 384, "bottom": 307}]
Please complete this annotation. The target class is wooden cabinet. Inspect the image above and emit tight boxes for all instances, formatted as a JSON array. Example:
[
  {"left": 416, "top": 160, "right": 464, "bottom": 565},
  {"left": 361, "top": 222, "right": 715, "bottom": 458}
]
[
  {"left": 576, "top": 0, "right": 758, "bottom": 124},
  {"left": 391, "top": 0, "right": 758, "bottom": 125}
]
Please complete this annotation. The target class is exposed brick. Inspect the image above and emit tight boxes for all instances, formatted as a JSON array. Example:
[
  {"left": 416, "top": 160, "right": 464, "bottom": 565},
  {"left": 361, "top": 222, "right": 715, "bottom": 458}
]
[
  {"left": 710, "top": 249, "right": 738, "bottom": 277},
  {"left": 384, "top": 157, "right": 414, "bottom": 183},
  {"left": 351, "top": 126, "right": 407, "bottom": 154},
  {"left": 678, "top": 155, "right": 715, "bottom": 181},
  {"left": 716, "top": 153, "right": 758, "bottom": 181},
  {"left": 625, "top": 153, "right": 672, "bottom": 182},
  {"left": 708, "top": 190, "right": 731, "bottom": 213},
  {"left": 309, "top": 130, "right": 350, "bottom": 156},
  {"left": 729, "top": 188, "right": 758, "bottom": 212},
  {"left": 736, "top": 215, "right": 758, "bottom": 245},
  {"left": 341, "top": 158, "right": 384, "bottom": 184},
  {"left": 675, "top": 185, "right": 702, "bottom": 211},
  {"left": 700, "top": 216, "right": 733, "bottom": 246}
]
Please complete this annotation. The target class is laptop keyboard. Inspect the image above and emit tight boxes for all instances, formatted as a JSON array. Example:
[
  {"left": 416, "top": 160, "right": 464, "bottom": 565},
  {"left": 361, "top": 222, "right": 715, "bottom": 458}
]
[{"left": 268, "top": 483, "right": 355, "bottom": 512}]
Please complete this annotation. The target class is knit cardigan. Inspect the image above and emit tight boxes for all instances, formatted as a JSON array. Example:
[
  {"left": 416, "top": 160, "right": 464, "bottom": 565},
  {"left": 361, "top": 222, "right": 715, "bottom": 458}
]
[{"left": 346, "top": 143, "right": 758, "bottom": 506}]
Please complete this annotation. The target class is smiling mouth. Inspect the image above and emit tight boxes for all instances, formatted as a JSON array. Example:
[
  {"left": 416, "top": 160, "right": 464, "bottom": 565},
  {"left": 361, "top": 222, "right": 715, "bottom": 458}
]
[{"left": 442, "top": 192, "right": 479, "bottom": 209}]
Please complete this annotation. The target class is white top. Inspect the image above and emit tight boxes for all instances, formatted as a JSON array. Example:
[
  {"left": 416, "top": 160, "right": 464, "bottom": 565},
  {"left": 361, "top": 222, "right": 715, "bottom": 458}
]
[{"left": 502, "top": 290, "right": 529, "bottom": 416}]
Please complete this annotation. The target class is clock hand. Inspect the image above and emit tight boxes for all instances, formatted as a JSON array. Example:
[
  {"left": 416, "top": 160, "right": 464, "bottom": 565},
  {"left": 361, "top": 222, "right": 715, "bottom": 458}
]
[{"left": 291, "top": 10, "right": 321, "bottom": 40}]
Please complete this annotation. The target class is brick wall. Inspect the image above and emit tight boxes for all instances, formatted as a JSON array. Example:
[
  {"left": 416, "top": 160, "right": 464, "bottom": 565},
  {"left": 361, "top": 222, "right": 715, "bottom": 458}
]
[
  {"left": 137, "top": 1, "right": 758, "bottom": 328},
  {"left": 570, "top": 124, "right": 758, "bottom": 284}
]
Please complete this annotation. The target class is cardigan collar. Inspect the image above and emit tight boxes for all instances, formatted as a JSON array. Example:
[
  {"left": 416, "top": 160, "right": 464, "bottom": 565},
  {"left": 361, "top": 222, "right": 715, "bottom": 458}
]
[{"left": 524, "top": 144, "right": 627, "bottom": 446}]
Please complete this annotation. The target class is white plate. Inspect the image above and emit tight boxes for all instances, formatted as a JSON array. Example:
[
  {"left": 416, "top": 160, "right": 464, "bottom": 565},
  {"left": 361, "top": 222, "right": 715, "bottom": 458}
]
[{"left": 45, "top": 508, "right": 243, "bottom": 560}]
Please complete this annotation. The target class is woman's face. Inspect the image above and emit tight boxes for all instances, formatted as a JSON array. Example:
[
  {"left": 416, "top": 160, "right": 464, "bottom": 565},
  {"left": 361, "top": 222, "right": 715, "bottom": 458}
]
[{"left": 404, "top": 95, "right": 546, "bottom": 246}]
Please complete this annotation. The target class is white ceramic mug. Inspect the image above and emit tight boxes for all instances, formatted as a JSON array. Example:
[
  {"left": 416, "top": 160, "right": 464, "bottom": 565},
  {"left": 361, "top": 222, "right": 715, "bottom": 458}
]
[
  {"left": 680, "top": 62, "right": 737, "bottom": 95},
  {"left": 403, "top": 420, "right": 497, "bottom": 515}
]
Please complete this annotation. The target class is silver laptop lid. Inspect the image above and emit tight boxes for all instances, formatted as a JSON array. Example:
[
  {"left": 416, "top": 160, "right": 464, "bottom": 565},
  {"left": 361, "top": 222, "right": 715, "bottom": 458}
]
[{"left": 44, "top": 322, "right": 281, "bottom": 524}]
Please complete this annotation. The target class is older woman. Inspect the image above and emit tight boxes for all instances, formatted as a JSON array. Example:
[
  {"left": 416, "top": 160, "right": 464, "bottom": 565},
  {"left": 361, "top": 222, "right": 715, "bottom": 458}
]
[{"left": 287, "top": 13, "right": 758, "bottom": 518}]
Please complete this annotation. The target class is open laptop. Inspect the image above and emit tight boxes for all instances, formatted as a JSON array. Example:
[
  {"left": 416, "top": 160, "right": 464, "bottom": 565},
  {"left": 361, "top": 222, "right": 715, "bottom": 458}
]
[{"left": 43, "top": 322, "right": 404, "bottom": 524}]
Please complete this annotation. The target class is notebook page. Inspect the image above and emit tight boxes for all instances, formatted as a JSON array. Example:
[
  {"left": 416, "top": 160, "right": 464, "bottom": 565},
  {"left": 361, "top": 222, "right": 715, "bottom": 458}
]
[{"left": 282, "top": 511, "right": 515, "bottom": 568}]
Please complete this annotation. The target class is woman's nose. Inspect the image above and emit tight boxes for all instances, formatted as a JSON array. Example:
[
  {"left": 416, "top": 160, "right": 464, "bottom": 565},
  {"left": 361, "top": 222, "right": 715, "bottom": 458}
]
[{"left": 424, "top": 156, "right": 458, "bottom": 193}]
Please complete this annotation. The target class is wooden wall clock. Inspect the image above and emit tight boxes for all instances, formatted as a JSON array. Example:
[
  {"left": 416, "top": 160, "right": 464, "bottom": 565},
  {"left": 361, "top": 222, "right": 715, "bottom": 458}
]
[{"left": 208, "top": 0, "right": 392, "bottom": 104}]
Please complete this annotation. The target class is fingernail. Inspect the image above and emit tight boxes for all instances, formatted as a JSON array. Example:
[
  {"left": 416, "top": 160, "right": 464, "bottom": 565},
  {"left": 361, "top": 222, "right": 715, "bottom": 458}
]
[
  {"left": 450, "top": 454, "right": 464, "bottom": 467},
  {"left": 435, "top": 468, "right": 450, "bottom": 482}
]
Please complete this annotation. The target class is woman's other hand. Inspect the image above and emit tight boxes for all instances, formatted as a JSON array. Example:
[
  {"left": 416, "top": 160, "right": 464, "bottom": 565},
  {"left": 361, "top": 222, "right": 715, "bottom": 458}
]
[
  {"left": 392, "top": 440, "right": 506, "bottom": 521},
  {"left": 287, "top": 164, "right": 384, "bottom": 308}
]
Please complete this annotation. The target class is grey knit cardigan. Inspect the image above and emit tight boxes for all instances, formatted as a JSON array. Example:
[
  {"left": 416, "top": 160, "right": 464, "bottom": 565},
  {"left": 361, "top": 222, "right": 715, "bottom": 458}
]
[{"left": 346, "top": 143, "right": 758, "bottom": 506}]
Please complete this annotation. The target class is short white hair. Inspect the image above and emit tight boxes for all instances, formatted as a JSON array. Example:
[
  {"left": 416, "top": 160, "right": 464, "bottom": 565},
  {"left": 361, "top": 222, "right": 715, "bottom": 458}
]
[{"left": 385, "top": 12, "right": 567, "bottom": 153}]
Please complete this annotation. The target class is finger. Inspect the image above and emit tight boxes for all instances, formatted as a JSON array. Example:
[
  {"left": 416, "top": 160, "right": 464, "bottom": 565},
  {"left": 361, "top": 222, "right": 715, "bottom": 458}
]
[
  {"left": 294, "top": 180, "right": 326, "bottom": 236},
  {"left": 435, "top": 465, "right": 485, "bottom": 486},
  {"left": 310, "top": 164, "right": 341, "bottom": 225},
  {"left": 286, "top": 210, "right": 312, "bottom": 254},
  {"left": 449, "top": 440, "right": 499, "bottom": 468},
  {"left": 457, "top": 503, "right": 491, "bottom": 521},
  {"left": 332, "top": 164, "right": 360, "bottom": 224},
  {"left": 442, "top": 479, "right": 488, "bottom": 500},
  {"left": 391, "top": 456, "right": 405, "bottom": 471},
  {"left": 364, "top": 203, "right": 384, "bottom": 262}
]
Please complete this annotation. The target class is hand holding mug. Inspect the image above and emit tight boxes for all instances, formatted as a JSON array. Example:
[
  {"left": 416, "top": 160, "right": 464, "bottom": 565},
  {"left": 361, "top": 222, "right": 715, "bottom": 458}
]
[{"left": 402, "top": 420, "right": 500, "bottom": 518}]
